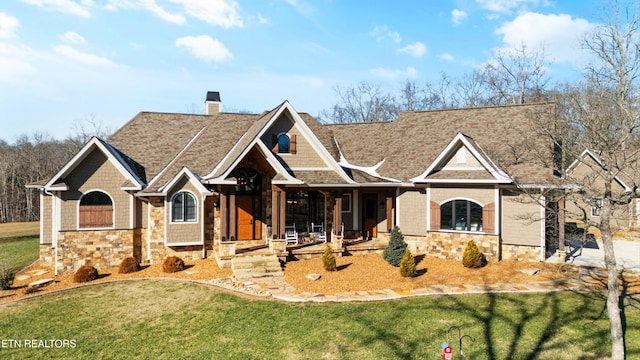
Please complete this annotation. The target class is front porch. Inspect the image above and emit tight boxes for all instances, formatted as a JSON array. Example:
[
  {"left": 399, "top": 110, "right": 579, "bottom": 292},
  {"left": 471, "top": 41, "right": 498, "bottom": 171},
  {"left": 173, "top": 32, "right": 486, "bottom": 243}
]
[{"left": 213, "top": 236, "right": 389, "bottom": 270}]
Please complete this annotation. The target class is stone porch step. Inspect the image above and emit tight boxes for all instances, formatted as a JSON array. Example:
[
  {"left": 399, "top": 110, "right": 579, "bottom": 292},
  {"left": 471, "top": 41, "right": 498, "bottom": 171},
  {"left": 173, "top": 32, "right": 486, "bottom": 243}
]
[{"left": 231, "top": 255, "right": 283, "bottom": 279}]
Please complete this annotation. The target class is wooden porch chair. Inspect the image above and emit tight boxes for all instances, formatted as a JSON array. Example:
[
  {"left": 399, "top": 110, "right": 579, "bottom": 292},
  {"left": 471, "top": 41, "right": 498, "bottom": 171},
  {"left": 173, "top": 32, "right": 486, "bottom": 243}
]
[
  {"left": 311, "top": 222, "right": 327, "bottom": 244},
  {"left": 284, "top": 224, "right": 299, "bottom": 245}
]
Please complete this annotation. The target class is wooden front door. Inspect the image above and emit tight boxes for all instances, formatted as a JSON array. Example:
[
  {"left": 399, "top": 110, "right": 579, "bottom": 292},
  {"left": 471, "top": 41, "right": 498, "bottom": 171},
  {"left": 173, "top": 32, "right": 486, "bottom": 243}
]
[
  {"left": 363, "top": 194, "right": 377, "bottom": 239},
  {"left": 237, "top": 195, "right": 261, "bottom": 240}
]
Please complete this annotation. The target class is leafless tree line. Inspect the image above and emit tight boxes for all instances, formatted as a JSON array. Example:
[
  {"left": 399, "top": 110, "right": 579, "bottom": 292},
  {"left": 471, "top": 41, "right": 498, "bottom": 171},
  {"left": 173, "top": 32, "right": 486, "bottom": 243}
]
[{"left": 0, "top": 119, "right": 111, "bottom": 223}]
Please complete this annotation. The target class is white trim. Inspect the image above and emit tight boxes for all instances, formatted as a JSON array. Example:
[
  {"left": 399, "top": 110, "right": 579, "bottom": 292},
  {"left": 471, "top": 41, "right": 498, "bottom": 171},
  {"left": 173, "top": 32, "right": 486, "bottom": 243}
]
[
  {"left": 147, "top": 200, "right": 151, "bottom": 262},
  {"left": 129, "top": 193, "right": 134, "bottom": 229},
  {"left": 169, "top": 190, "right": 199, "bottom": 224},
  {"left": 438, "top": 197, "right": 485, "bottom": 207},
  {"left": 566, "top": 149, "right": 632, "bottom": 192},
  {"left": 440, "top": 166, "right": 486, "bottom": 171},
  {"left": 395, "top": 188, "right": 400, "bottom": 230},
  {"left": 411, "top": 132, "right": 512, "bottom": 183},
  {"left": 201, "top": 193, "right": 206, "bottom": 250},
  {"left": 147, "top": 128, "right": 208, "bottom": 190},
  {"left": 44, "top": 137, "right": 143, "bottom": 191},
  {"left": 77, "top": 190, "right": 116, "bottom": 230},
  {"left": 494, "top": 185, "right": 500, "bottom": 236},
  {"left": 53, "top": 192, "right": 60, "bottom": 248},
  {"left": 164, "top": 241, "right": 204, "bottom": 247},
  {"left": 421, "top": 179, "right": 510, "bottom": 184},
  {"left": 39, "top": 192, "right": 44, "bottom": 244},
  {"left": 540, "top": 194, "right": 546, "bottom": 261},
  {"left": 160, "top": 167, "right": 212, "bottom": 195},
  {"left": 426, "top": 185, "right": 431, "bottom": 231}
]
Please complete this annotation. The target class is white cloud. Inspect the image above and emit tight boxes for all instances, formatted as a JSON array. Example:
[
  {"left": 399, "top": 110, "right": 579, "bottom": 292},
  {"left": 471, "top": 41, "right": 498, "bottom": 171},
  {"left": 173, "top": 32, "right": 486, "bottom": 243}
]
[
  {"left": 283, "top": 0, "right": 315, "bottom": 17},
  {"left": 440, "top": 52, "right": 454, "bottom": 61},
  {"left": 141, "top": 0, "right": 185, "bottom": 24},
  {"left": 59, "top": 31, "right": 86, "bottom": 44},
  {"left": 170, "top": 0, "right": 242, "bottom": 28},
  {"left": 496, "top": 12, "right": 595, "bottom": 66},
  {"left": 54, "top": 45, "right": 116, "bottom": 66},
  {"left": 0, "top": 43, "right": 38, "bottom": 81},
  {"left": 476, "top": 0, "right": 541, "bottom": 13},
  {"left": 0, "top": 12, "right": 20, "bottom": 39},
  {"left": 451, "top": 9, "right": 467, "bottom": 25},
  {"left": 398, "top": 42, "right": 427, "bottom": 58},
  {"left": 175, "top": 35, "right": 232, "bottom": 62},
  {"left": 370, "top": 66, "right": 417, "bottom": 81},
  {"left": 22, "top": 0, "right": 92, "bottom": 18},
  {"left": 370, "top": 25, "right": 401, "bottom": 43}
]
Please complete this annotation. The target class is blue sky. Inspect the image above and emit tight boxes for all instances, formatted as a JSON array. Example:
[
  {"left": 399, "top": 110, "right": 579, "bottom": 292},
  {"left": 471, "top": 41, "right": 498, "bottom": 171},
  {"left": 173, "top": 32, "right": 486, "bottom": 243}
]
[{"left": 0, "top": 0, "right": 603, "bottom": 143}]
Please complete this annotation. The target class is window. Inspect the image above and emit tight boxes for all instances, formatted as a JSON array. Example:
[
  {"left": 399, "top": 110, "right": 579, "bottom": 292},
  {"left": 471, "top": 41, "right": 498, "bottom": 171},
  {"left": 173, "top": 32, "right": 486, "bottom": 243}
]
[
  {"left": 172, "top": 191, "right": 197, "bottom": 222},
  {"left": 591, "top": 198, "right": 602, "bottom": 217},
  {"left": 341, "top": 193, "right": 352, "bottom": 213},
  {"left": 278, "top": 134, "right": 290, "bottom": 153},
  {"left": 440, "top": 199, "right": 483, "bottom": 232},
  {"left": 286, "top": 191, "right": 325, "bottom": 232},
  {"left": 79, "top": 191, "right": 113, "bottom": 228}
]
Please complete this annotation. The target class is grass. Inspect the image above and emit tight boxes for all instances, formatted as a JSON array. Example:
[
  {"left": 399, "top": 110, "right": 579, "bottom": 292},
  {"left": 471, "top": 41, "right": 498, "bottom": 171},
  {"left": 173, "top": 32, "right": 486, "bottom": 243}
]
[
  {"left": 0, "top": 222, "right": 39, "bottom": 273},
  {"left": 0, "top": 280, "right": 638, "bottom": 359}
]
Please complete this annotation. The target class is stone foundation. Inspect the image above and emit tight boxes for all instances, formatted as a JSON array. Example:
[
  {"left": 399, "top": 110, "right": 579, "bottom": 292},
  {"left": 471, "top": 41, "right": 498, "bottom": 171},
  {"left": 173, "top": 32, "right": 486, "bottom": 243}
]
[
  {"left": 501, "top": 243, "right": 541, "bottom": 262},
  {"left": 55, "top": 229, "right": 142, "bottom": 274},
  {"left": 415, "top": 232, "right": 501, "bottom": 262}
]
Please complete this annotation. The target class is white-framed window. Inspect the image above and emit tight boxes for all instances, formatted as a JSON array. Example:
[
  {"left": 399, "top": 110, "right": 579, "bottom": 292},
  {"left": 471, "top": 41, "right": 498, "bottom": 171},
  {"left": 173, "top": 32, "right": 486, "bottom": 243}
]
[
  {"left": 341, "top": 193, "right": 352, "bottom": 213},
  {"left": 79, "top": 191, "right": 114, "bottom": 229},
  {"left": 591, "top": 198, "right": 602, "bottom": 217},
  {"left": 440, "top": 199, "right": 483, "bottom": 232},
  {"left": 171, "top": 191, "right": 197, "bottom": 222}
]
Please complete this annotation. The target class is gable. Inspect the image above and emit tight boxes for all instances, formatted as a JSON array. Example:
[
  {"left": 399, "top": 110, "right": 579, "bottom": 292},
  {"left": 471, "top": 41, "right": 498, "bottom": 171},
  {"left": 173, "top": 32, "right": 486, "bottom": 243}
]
[
  {"left": 567, "top": 151, "right": 630, "bottom": 194},
  {"left": 261, "top": 114, "right": 329, "bottom": 169}
]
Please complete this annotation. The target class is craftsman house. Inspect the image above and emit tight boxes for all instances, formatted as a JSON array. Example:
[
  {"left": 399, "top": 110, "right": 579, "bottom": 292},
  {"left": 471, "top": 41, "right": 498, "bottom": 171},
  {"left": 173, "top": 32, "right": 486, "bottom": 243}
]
[{"left": 32, "top": 92, "right": 565, "bottom": 274}]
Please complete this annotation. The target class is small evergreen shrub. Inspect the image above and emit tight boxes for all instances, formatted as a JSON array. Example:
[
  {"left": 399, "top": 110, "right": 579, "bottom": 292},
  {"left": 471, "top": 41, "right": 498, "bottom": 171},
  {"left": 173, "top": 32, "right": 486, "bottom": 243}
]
[
  {"left": 118, "top": 257, "right": 140, "bottom": 274},
  {"left": 462, "top": 240, "right": 486, "bottom": 268},
  {"left": 383, "top": 226, "right": 408, "bottom": 267},
  {"left": 73, "top": 265, "right": 99, "bottom": 283},
  {"left": 399, "top": 249, "right": 417, "bottom": 277},
  {"left": 0, "top": 255, "right": 13, "bottom": 290},
  {"left": 163, "top": 256, "right": 185, "bottom": 273},
  {"left": 323, "top": 245, "right": 337, "bottom": 271}
]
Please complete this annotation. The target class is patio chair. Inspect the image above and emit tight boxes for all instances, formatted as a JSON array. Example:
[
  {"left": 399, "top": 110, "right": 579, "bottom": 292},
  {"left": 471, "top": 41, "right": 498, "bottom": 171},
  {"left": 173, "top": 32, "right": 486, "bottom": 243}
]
[
  {"left": 311, "top": 222, "right": 327, "bottom": 244},
  {"left": 284, "top": 224, "right": 299, "bottom": 245}
]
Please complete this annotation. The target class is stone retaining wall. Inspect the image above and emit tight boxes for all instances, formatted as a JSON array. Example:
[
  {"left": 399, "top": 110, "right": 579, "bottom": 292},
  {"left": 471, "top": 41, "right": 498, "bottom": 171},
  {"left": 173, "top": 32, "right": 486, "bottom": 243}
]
[
  {"left": 409, "top": 232, "right": 501, "bottom": 262},
  {"left": 501, "top": 243, "right": 541, "bottom": 262}
]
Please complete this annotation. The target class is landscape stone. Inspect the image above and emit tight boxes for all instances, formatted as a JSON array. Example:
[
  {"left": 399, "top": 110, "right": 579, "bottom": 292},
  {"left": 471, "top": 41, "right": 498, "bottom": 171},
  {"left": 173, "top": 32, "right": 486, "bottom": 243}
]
[
  {"left": 28, "top": 278, "right": 54, "bottom": 288},
  {"left": 517, "top": 268, "right": 540, "bottom": 276},
  {"left": 306, "top": 274, "right": 321, "bottom": 281}
]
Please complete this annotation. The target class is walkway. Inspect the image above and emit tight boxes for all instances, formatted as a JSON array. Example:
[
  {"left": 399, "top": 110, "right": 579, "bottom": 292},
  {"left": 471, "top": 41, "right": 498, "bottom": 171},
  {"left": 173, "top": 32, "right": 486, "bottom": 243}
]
[{"left": 205, "top": 275, "right": 595, "bottom": 303}]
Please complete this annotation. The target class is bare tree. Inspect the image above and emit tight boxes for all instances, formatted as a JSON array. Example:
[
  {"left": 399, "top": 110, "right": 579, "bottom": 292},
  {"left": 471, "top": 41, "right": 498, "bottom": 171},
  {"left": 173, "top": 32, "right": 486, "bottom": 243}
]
[
  {"left": 319, "top": 82, "right": 397, "bottom": 123},
  {"left": 483, "top": 43, "right": 549, "bottom": 105}
]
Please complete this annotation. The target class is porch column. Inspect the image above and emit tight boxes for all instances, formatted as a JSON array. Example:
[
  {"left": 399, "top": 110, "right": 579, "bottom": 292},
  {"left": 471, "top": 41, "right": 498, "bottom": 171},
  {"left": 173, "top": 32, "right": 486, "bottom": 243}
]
[
  {"left": 229, "top": 193, "right": 236, "bottom": 240},
  {"left": 558, "top": 196, "right": 566, "bottom": 260},
  {"left": 386, "top": 195, "right": 394, "bottom": 232},
  {"left": 334, "top": 194, "right": 342, "bottom": 235},
  {"left": 270, "top": 185, "right": 287, "bottom": 238},
  {"left": 220, "top": 191, "right": 228, "bottom": 240}
]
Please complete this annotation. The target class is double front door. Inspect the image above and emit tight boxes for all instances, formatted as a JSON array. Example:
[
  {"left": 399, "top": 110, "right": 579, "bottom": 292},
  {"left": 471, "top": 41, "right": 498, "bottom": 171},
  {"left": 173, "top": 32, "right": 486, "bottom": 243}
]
[{"left": 236, "top": 195, "right": 261, "bottom": 240}]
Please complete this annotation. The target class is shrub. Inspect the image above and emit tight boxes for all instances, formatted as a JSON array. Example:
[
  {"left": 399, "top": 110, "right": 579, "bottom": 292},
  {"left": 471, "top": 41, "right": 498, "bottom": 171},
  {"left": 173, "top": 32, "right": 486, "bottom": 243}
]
[
  {"left": 399, "top": 249, "right": 417, "bottom": 277},
  {"left": 163, "top": 256, "right": 185, "bottom": 273},
  {"left": 73, "top": 265, "right": 99, "bottom": 283},
  {"left": 323, "top": 245, "right": 337, "bottom": 271},
  {"left": 383, "top": 226, "right": 407, "bottom": 267},
  {"left": 0, "top": 268, "right": 14, "bottom": 290},
  {"left": 118, "top": 257, "right": 141, "bottom": 274},
  {"left": 462, "top": 240, "right": 486, "bottom": 268}
]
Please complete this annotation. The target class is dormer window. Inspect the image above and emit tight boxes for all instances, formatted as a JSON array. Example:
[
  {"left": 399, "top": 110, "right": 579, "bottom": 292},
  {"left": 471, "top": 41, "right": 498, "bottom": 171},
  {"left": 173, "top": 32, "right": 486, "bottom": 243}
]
[
  {"left": 278, "top": 134, "right": 290, "bottom": 153},
  {"left": 271, "top": 133, "right": 297, "bottom": 154}
]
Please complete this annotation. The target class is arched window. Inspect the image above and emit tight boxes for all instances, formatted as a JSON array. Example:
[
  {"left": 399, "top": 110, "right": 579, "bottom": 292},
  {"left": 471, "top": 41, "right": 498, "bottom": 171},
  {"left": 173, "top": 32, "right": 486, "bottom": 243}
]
[
  {"left": 440, "top": 199, "right": 483, "bottom": 232},
  {"left": 278, "top": 133, "right": 290, "bottom": 153},
  {"left": 79, "top": 191, "right": 113, "bottom": 229},
  {"left": 172, "top": 191, "right": 197, "bottom": 222}
]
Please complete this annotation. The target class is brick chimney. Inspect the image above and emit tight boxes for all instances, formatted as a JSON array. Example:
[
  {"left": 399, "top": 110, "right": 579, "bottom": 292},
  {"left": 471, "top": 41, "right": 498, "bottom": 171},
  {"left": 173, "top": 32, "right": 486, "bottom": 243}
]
[{"left": 205, "top": 91, "right": 221, "bottom": 115}]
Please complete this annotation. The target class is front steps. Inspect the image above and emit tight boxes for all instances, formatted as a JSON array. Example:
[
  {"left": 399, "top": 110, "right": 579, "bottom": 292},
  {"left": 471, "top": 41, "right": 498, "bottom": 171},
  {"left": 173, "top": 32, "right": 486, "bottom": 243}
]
[{"left": 231, "top": 255, "right": 283, "bottom": 279}]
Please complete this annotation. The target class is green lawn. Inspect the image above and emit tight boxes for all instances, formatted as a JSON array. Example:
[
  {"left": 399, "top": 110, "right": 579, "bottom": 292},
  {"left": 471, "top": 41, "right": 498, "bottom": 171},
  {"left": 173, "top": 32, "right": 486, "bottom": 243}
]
[
  {"left": 1, "top": 280, "right": 638, "bottom": 359},
  {"left": 0, "top": 222, "right": 39, "bottom": 273}
]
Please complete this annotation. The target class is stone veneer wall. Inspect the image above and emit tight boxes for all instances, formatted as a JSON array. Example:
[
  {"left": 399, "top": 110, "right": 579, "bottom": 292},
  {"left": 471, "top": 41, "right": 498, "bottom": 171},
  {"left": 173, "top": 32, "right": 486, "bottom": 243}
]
[
  {"left": 407, "top": 232, "right": 501, "bottom": 262},
  {"left": 501, "top": 244, "right": 540, "bottom": 262},
  {"left": 55, "top": 229, "right": 141, "bottom": 274}
]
